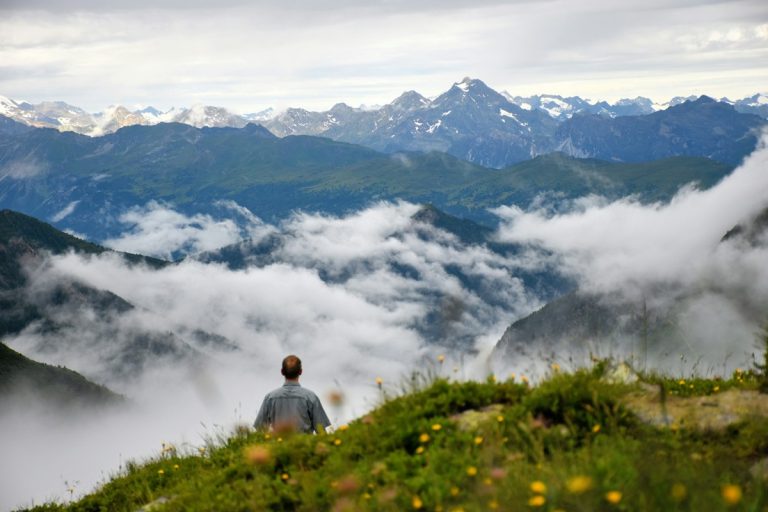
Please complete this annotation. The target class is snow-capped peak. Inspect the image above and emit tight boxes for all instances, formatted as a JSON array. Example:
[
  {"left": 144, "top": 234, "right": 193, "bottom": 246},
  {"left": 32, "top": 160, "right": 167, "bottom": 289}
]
[
  {"left": 243, "top": 107, "right": 277, "bottom": 122},
  {"left": 0, "top": 95, "right": 18, "bottom": 116},
  {"left": 455, "top": 77, "right": 473, "bottom": 92}
]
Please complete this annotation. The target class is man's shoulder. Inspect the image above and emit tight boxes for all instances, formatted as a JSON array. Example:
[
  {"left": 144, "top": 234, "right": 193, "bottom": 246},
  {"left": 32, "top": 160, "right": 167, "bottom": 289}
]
[
  {"left": 263, "top": 386, "right": 286, "bottom": 399},
  {"left": 297, "top": 386, "right": 321, "bottom": 400}
]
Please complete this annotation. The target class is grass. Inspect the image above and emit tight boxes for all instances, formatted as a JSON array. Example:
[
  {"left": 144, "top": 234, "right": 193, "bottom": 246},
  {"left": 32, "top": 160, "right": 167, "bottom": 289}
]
[{"left": 23, "top": 362, "right": 768, "bottom": 512}]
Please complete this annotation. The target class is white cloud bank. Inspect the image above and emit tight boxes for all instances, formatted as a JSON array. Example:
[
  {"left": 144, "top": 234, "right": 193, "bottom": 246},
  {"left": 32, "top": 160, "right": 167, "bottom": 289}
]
[
  {"left": 102, "top": 200, "right": 275, "bottom": 260},
  {"left": 495, "top": 132, "right": 768, "bottom": 296}
]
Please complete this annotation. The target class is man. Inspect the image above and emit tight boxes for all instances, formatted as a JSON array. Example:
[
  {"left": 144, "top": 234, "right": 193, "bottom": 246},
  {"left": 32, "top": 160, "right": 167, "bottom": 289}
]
[{"left": 253, "top": 354, "right": 331, "bottom": 434}]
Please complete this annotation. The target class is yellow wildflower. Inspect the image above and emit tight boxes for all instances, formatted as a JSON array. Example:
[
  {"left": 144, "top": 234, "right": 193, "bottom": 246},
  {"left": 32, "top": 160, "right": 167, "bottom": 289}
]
[
  {"left": 450, "top": 486, "right": 460, "bottom": 496},
  {"left": 605, "top": 491, "right": 622, "bottom": 504},
  {"left": 281, "top": 473, "right": 289, "bottom": 481},
  {"left": 415, "top": 446, "right": 425, "bottom": 455},
  {"left": 721, "top": 484, "right": 742, "bottom": 505},
  {"left": 592, "top": 424, "right": 601, "bottom": 433},
  {"left": 334, "top": 438, "right": 342, "bottom": 446},
  {"left": 431, "top": 423, "right": 442, "bottom": 431},
  {"left": 419, "top": 433, "right": 430, "bottom": 443},
  {"left": 566, "top": 475, "right": 593, "bottom": 494},
  {"left": 528, "top": 495, "right": 546, "bottom": 507},
  {"left": 412, "top": 496, "right": 423, "bottom": 509},
  {"left": 496, "top": 415, "right": 504, "bottom": 423},
  {"left": 530, "top": 481, "right": 547, "bottom": 494},
  {"left": 338, "top": 424, "right": 349, "bottom": 431},
  {"left": 474, "top": 436, "right": 484, "bottom": 445},
  {"left": 467, "top": 466, "right": 478, "bottom": 477},
  {"left": 157, "top": 469, "right": 164, "bottom": 475},
  {"left": 437, "top": 354, "right": 445, "bottom": 363}
]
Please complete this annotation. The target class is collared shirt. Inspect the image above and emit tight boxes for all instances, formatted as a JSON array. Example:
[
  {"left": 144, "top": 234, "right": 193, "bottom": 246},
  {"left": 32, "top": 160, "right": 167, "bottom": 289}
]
[{"left": 253, "top": 381, "right": 331, "bottom": 434}]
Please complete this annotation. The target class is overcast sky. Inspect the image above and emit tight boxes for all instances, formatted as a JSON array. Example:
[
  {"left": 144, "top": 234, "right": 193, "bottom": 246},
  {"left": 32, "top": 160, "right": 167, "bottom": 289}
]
[{"left": 0, "top": 0, "right": 766, "bottom": 112}]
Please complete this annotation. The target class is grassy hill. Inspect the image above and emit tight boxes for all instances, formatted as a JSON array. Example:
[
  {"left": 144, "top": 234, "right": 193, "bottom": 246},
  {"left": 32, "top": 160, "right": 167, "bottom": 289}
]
[
  {"left": 0, "top": 342, "right": 122, "bottom": 409},
  {"left": 25, "top": 363, "right": 768, "bottom": 511}
]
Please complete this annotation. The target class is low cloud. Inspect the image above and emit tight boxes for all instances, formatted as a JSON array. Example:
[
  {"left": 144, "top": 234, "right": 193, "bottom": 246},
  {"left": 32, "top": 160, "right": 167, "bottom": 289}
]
[
  {"left": 0, "top": 157, "right": 47, "bottom": 180},
  {"left": 51, "top": 200, "right": 80, "bottom": 222},
  {"left": 495, "top": 132, "right": 768, "bottom": 295},
  {"left": 101, "top": 200, "right": 274, "bottom": 260}
]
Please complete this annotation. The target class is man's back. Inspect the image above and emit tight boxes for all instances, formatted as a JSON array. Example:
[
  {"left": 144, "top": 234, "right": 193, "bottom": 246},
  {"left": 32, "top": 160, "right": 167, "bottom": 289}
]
[{"left": 254, "top": 381, "right": 331, "bottom": 434}]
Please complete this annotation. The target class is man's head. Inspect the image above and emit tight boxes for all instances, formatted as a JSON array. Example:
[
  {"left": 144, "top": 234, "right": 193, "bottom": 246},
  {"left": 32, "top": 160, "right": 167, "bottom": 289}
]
[{"left": 281, "top": 355, "right": 302, "bottom": 380}]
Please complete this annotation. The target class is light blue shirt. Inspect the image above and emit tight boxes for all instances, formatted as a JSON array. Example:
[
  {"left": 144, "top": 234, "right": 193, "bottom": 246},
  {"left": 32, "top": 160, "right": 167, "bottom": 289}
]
[{"left": 254, "top": 381, "right": 331, "bottom": 434}]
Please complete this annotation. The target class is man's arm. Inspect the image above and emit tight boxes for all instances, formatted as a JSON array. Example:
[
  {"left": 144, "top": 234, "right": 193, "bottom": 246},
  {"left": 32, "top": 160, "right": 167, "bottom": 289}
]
[
  {"left": 309, "top": 394, "right": 331, "bottom": 433},
  {"left": 253, "top": 396, "right": 271, "bottom": 430}
]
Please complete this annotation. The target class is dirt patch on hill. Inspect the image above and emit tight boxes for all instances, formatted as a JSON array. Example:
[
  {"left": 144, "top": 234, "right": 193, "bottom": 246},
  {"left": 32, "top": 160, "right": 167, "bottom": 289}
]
[{"left": 623, "top": 387, "right": 768, "bottom": 430}]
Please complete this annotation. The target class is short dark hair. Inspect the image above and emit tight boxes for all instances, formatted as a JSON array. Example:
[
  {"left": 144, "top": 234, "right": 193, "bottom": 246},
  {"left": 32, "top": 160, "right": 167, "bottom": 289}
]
[{"left": 281, "top": 355, "right": 302, "bottom": 379}]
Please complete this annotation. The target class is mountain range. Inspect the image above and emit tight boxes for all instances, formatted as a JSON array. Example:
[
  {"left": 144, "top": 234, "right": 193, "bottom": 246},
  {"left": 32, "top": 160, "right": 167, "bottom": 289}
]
[
  {"left": 0, "top": 115, "right": 733, "bottom": 242},
  {"left": 2, "top": 78, "right": 765, "bottom": 168}
]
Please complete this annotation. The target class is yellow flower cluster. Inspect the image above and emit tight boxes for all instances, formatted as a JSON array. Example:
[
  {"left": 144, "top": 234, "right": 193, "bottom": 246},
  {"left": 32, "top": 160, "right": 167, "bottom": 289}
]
[{"left": 528, "top": 481, "right": 547, "bottom": 507}]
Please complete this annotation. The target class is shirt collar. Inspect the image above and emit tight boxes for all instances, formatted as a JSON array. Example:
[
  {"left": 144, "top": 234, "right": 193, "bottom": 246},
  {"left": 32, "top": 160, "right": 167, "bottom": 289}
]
[{"left": 283, "top": 381, "right": 301, "bottom": 387}]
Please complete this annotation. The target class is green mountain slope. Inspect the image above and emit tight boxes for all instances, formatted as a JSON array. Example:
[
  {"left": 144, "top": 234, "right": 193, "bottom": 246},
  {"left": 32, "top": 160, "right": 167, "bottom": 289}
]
[
  {"left": 444, "top": 153, "right": 732, "bottom": 210},
  {"left": 0, "top": 210, "right": 205, "bottom": 382},
  {"left": 24, "top": 368, "right": 768, "bottom": 511},
  {"left": 0, "top": 342, "right": 122, "bottom": 409},
  {"left": 0, "top": 209, "right": 166, "bottom": 337},
  {"left": 0, "top": 123, "right": 733, "bottom": 241}
]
